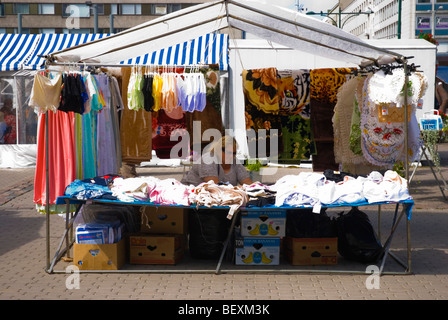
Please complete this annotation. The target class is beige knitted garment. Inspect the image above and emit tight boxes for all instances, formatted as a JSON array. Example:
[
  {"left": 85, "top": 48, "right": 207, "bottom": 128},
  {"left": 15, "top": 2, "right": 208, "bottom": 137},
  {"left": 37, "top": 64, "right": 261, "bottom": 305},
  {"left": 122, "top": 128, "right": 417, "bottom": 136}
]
[{"left": 332, "top": 76, "right": 384, "bottom": 175}]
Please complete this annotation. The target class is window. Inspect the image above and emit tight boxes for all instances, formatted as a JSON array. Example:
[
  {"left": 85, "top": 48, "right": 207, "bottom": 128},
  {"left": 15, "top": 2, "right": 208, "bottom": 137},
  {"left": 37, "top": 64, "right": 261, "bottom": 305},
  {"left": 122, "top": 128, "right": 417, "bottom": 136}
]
[
  {"left": 436, "top": 15, "right": 448, "bottom": 28},
  {"left": 152, "top": 5, "right": 167, "bottom": 15},
  {"left": 416, "top": 16, "right": 431, "bottom": 29},
  {"left": 151, "top": 4, "right": 182, "bottom": 15},
  {"left": 39, "top": 4, "right": 55, "bottom": 15},
  {"left": 62, "top": 4, "right": 90, "bottom": 18},
  {"left": 95, "top": 4, "right": 105, "bottom": 15},
  {"left": 40, "top": 28, "right": 56, "bottom": 34},
  {"left": 15, "top": 28, "right": 30, "bottom": 34},
  {"left": 168, "top": 4, "right": 182, "bottom": 13},
  {"left": 121, "top": 4, "right": 142, "bottom": 15},
  {"left": 111, "top": 4, "right": 118, "bottom": 15},
  {"left": 63, "top": 28, "right": 91, "bottom": 34},
  {"left": 417, "top": 0, "right": 431, "bottom": 3},
  {"left": 0, "top": 4, "right": 4, "bottom": 17},
  {"left": 13, "top": 4, "right": 30, "bottom": 15}
]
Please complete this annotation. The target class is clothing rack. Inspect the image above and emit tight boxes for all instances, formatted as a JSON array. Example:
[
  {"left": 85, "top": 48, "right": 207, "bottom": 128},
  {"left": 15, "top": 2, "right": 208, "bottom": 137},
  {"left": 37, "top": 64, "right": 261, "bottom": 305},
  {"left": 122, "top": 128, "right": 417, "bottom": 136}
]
[{"left": 352, "top": 56, "right": 419, "bottom": 76}]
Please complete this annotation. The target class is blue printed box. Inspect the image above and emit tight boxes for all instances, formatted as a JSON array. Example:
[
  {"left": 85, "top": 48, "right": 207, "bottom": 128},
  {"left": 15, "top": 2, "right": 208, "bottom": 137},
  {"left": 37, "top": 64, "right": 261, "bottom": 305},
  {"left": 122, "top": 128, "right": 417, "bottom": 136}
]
[
  {"left": 235, "top": 237, "right": 280, "bottom": 265},
  {"left": 240, "top": 210, "right": 286, "bottom": 237}
]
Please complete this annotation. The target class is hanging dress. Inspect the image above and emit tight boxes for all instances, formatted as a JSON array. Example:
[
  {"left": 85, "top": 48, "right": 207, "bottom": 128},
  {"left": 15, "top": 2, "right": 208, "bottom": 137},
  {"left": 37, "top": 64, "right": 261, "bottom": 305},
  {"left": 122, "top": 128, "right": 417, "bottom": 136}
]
[
  {"left": 152, "top": 73, "right": 163, "bottom": 112},
  {"left": 33, "top": 108, "right": 76, "bottom": 211}
]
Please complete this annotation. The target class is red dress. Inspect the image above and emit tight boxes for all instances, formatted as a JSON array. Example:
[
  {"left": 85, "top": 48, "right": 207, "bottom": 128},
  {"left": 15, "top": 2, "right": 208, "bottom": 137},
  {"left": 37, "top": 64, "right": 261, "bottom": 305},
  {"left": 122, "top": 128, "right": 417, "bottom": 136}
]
[{"left": 33, "top": 110, "right": 76, "bottom": 206}]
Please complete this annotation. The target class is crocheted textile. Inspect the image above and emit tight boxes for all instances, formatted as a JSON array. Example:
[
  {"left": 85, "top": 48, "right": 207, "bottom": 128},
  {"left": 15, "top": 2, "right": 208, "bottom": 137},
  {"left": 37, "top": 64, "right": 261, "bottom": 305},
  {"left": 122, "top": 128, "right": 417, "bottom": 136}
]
[
  {"left": 333, "top": 76, "right": 385, "bottom": 174},
  {"left": 360, "top": 71, "right": 427, "bottom": 167}
]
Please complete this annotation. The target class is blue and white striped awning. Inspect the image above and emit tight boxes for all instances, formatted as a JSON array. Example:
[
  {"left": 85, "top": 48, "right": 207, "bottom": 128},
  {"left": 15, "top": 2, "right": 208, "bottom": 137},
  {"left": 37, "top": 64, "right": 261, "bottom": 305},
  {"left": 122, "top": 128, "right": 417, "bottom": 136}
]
[
  {"left": 0, "top": 32, "right": 229, "bottom": 72},
  {"left": 120, "top": 33, "right": 229, "bottom": 70},
  {"left": 0, "top": 34, "right": 39, "bottom": 71},
  {"left": 24, "top": 33, "right": 110, "bottom": 70}
]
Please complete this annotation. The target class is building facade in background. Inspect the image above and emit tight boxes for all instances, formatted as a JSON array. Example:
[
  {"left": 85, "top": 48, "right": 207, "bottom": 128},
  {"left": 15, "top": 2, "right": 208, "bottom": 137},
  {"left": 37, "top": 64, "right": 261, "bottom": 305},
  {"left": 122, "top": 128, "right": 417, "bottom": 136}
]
[
  {"left": 0, "top": 1, "right": 211, "bottom": 34},
  {"left": 334, "top": 0, "right": 448, "bottom": 65}
]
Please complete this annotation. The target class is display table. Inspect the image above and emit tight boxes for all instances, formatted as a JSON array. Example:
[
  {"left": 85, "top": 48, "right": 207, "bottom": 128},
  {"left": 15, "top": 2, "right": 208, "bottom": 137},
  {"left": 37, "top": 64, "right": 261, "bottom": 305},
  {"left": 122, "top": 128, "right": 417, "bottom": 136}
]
[{"left": 46, "top": 196, "right": 414, "bottom": 275}]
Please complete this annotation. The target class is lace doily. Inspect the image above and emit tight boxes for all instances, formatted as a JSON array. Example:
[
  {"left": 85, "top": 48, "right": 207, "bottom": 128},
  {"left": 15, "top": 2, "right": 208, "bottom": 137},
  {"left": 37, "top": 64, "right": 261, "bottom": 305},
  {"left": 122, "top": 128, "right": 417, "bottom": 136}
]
[
  {"left": 361, "top": 76, "right": 406, "bottom": 167},
  {"left": 367, "top": 69, "right": 428, "bottom": 108}
]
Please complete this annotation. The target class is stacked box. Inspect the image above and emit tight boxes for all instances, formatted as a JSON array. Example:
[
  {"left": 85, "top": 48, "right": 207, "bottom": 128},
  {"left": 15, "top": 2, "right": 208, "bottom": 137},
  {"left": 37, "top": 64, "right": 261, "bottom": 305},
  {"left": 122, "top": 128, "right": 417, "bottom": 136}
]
[
  {"left": 235, "top": 237, "right": 280, "bottom": 265},
  {"left": 129, "top": 234, "right": 184, "bottom": 265},
  {"left": 140, "top": 206, "right": 188, "bottom": 234},
  {"left": 240, "top": 210, "right": 286, "bottom": 237},
  {"left": 73, "top": 238, "right": 126, "bottom": 270},
  {"left": 129, "top": 206, "right": 188, "bottom": 264},
  {"left": 284, "top": 237, "right": 338, "bottom": 265},
  {"left": 235, "top": 210, "right": 285, "bottom": 266}
]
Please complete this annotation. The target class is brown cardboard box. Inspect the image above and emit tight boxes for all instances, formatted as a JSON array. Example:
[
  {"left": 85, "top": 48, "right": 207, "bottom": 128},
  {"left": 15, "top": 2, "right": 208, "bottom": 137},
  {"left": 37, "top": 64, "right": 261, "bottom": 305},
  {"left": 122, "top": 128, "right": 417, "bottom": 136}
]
[
  {"left": 129, "top": 234, "right": 184, "bottom": 264},
  {"left": 140, "top": 206, "right": 188, "bottom": 234},
  {"left": 73, "top": 238, "right": 126, "bottom": 270},
  {"left": 284, "top": 237, "right": 338, "bottom": 265}
]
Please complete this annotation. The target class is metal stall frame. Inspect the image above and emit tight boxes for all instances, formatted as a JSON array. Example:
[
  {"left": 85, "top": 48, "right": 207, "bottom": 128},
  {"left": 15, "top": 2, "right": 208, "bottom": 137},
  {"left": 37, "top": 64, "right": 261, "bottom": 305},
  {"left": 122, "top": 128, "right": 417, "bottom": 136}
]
[
  {"left": 45, "top": 196, "right": 414, "bottom": 276},
  {"left": 40, "top": 0, "right": 417, "bottom": 275}
]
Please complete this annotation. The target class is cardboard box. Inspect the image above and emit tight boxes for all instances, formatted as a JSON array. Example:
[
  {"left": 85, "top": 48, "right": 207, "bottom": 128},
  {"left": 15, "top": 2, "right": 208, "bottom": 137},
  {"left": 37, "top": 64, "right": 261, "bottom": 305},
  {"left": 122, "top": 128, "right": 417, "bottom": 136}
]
[
  {"left": 284, "top": 237, "right": 338, "bottom": 265},
  {"left": 240, "top": 210, "right": 286, "bottom": 237},
  {"left": 73, "top": 238, "right": 126, "bottom": 270},
  {"left": 235, "top": 237, "right": 280, "bottom": 265},
  {"left": 129, "top": 234, "right": 184, "bottom": 264},
  {"left": 140, "top": 206, "right": 188, "bottom": 234}
]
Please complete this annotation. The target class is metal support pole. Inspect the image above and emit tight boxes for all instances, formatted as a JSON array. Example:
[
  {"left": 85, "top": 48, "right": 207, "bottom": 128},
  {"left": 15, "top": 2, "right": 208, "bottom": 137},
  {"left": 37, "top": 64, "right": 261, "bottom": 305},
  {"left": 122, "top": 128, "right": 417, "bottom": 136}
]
[
  {"left": 404, "top": 59, "right": 409, "bottom": 181},
  {"left": 45, "top": 111, "right": 50, "bottom": 271},
  {"left": 398, "top": 0, "right": 402, "bottom": 39},
  {"left": 17, "top": 13, "right": 22, "bottom": 34},
  {"left": 93, "top": 4, "right": 98, "bottom": 33},
  {"left": 109, "top": 14, "right": 114, "bottom": 34}
]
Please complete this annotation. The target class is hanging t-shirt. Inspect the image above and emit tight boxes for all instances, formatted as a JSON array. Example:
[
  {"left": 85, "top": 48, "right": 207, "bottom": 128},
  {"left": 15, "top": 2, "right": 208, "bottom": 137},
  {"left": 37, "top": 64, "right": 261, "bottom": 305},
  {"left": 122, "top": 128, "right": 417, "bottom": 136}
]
[{"left": 29, "top": 72, "right": 62, "bottom": 114}]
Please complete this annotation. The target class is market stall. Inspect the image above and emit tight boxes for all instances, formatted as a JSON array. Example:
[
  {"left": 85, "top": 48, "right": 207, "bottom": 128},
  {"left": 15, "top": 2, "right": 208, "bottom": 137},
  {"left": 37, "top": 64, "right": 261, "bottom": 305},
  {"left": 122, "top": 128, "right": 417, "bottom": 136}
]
[{"left": 38, "top": 0, "right": 425, "bottom": 275}]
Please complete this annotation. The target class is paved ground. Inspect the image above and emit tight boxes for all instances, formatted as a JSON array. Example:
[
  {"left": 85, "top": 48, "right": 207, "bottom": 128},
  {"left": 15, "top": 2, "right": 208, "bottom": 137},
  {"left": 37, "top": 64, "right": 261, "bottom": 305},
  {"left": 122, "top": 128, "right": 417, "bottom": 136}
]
[{"left": 1, "top": 144, "right": 448, "bottom": 303}]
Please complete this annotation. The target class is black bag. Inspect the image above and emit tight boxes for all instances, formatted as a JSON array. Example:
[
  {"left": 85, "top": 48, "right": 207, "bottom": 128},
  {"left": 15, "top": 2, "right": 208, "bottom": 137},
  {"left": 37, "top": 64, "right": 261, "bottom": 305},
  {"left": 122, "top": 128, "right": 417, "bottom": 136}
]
[
  {"left": 336, "top": 207, "right": 384, "bottom": 263},
  {"left": 286, "top": 208, "right": 337, "bottom": 238},
  {"left": 188, "top": 209, "right": 231, "bottom": 259}
]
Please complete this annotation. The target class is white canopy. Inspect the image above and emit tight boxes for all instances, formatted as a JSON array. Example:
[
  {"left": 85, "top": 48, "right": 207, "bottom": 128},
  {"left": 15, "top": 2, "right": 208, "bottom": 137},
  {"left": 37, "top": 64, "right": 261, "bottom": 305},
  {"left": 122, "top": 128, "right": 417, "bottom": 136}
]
[{"left": 47, "top": 0, "right": 403, "bottom": 67}]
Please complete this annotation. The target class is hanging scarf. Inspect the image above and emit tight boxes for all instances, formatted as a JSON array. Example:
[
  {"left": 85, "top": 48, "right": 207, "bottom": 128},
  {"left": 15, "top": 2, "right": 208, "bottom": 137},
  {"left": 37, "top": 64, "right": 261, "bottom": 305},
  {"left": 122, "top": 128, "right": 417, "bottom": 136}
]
[
  {"left": 310, "top": 68, "right": 354, "bottom": 171},
  {"left": 243, "top": 67, "right": 282, "bottom": 159},
  {"left": 278, "top": 69, "right": 313, "bottom": 161}
]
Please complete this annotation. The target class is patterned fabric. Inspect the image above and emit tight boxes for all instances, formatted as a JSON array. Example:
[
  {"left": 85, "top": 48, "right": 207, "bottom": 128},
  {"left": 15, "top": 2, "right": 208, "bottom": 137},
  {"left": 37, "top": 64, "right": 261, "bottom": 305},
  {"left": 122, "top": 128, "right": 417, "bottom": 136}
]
[
  {"left": 243, "top": 68, "right": 281, "bottom": 159},
  {"left": 278, "top": 70, "right": 313, "bottom": 161},
  {"left": 310, "top": 68, "right": 354, "bottom": 171},
  {"left": 359, "top": 70, "right": 427, "bottom": 167},
  {"left": 242, "top": 68, "right": 279, "bottom": 114}
]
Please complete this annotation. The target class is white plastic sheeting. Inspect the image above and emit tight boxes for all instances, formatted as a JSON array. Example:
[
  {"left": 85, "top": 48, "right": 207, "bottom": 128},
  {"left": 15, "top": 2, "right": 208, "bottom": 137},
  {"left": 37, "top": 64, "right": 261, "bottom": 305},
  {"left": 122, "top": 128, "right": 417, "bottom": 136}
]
[
  {"left": 47, "top": 0, "right": 402, "bottom": 67},
  {"left": 0, "top": 145, "right": 37, "bottom": 168}
]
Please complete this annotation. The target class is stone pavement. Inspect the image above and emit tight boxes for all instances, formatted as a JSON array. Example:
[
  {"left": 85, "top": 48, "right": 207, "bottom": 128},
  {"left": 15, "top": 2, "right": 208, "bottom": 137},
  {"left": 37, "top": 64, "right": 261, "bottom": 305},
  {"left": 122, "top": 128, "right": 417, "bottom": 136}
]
[{"left": 0, "top": 145, "right": 448, "bottom": 302}]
